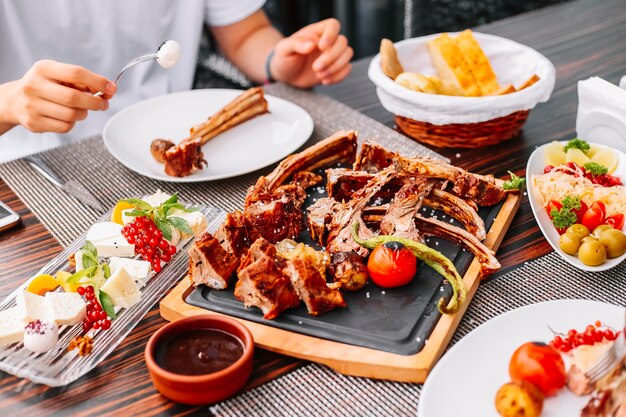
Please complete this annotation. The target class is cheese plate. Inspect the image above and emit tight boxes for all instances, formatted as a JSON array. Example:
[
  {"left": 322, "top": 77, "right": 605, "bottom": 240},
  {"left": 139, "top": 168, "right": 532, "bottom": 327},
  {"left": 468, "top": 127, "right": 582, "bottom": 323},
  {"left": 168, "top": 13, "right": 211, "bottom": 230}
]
[{"left": 0, "top": 195, "right": 224, "bottom": 386}]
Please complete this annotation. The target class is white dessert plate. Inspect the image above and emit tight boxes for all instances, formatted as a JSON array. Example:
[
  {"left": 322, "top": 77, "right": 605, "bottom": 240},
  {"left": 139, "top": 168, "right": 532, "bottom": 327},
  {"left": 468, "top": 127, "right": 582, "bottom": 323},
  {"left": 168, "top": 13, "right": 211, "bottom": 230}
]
[
  {"left": 103, "top": 89, "right": 314, "bottom": 183},
  {"left": 419, "top": 300, "right": 625, "bottom": 417},
  {"left": 526, "top": 141, "right": 626, "bottom": 271}
]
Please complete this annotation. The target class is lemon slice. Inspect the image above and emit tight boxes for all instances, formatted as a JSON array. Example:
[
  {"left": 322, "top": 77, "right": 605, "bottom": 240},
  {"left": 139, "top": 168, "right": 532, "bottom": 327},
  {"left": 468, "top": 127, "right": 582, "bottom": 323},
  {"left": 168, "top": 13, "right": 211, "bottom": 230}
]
[
  {"left": 545, "top": 141, "right": 566, "bottom": 166},
  {"left": 566, "top": 148, "right": 590, "bottom": 166},
  {"left": 111, "top": 201, "right": 136, "bottom": 225},
  {"left": 587, "top": 144, "right": 601, "bottom": 158},
  {"left": 591, "top": 148, "right": 618, "bottom": 174},
  {"left": 27, "top": 274, "right": 59, "bottom": 295}
]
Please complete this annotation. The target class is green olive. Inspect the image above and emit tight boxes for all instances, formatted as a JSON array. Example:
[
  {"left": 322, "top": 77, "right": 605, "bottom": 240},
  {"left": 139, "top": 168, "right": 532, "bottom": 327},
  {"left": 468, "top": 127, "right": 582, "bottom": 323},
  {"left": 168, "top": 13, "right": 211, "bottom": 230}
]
[
  {"left": 599, "top": 228, "right": 626, "bottom": 258},
  {"left": 593, "top": 224, "right": 612, "bottom": 238},
  {"left": 578, "top": 240, "right": 607, "bottom": 266},
  {"left": 559, "top": 232, "right": 582, "bottom": 255},
  {"left": 582, "top": 235, "right": 599, "bottom": 244},
  {"left": 567, "top": 224, "right": 590, "bottom": 239}
]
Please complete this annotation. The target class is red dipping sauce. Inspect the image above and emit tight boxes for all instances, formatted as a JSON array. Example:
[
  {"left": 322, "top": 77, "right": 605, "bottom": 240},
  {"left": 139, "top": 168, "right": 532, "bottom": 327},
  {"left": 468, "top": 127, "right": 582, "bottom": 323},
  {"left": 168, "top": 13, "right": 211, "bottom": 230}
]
[{"left": 155, "top": 329, "right": 244, "bottom": 376}]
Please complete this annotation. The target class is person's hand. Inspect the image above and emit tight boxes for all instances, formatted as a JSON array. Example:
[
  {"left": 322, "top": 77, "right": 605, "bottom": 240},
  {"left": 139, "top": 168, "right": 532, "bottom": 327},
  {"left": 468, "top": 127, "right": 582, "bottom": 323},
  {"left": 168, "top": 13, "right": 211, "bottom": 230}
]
[
  {"left": 270, "top": 18, "right": 353, "bottom": 88},
  {"left": 2, "top": 60, "right": 116, "bottom": 133}
]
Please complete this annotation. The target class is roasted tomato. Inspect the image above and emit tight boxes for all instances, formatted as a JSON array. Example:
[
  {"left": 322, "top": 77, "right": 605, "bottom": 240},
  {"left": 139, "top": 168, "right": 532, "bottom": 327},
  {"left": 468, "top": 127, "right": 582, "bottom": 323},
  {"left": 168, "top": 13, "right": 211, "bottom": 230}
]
[
  {"left": 605, "top": 213, "right": 625, "bottom": 231},
  {"left": 581, "top": 201, "right": 606, "bottom": 233},
  {"left": 367, "top": 241, "right": 417, "bottom": 288},
  {"left": 509, "top": 342, "right": 566, "bottom": 397}
]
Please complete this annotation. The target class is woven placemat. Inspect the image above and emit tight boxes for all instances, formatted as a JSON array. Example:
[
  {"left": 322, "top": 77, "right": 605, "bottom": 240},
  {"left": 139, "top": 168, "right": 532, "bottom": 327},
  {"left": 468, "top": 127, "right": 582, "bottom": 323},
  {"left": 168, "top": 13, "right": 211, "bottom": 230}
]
[
  {"left": 0, "top": 83, "right": 443, "bottom": 247},
  {"left": 210, "top": 251, "right": 626, "bottom": 417}
]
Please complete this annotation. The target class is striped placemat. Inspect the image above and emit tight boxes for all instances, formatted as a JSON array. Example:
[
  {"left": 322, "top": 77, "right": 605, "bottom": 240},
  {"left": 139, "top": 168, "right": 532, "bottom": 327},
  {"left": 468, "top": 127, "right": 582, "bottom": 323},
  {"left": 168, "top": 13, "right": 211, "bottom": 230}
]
[
  {"left": 0, "top": 83, "right": 443, "bottom": 246},
  {"left": 210, "top": 251, "right": 626, "bottom": 417}
]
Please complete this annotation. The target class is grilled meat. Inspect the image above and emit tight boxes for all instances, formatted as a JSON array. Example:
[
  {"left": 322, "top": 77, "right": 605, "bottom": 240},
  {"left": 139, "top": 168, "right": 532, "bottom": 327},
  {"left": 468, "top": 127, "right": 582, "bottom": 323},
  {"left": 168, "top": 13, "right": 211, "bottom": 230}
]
[
  {"left": 380, "top": 178, "right": 434, "bottom": 241},
  {"left": 393, "top": 156, "right": 507, "bottom": 206},
  {"left": 328, "top": 251, "right": 369, "bottom": 291},
  {"left": 234, "top": 238, "right": 300, "bottom": 319},
  {"left": 214, "top": 210, "right": 255, "bottom": 259},
  {"left": 163, "top": 138, "right": 206, "bottom": 177},
  {"left": 425, "top": 189, "right": 486, "bottom": 240},
  {"left": 307, "top": 197, "right": 341, "bottom": 246},
  {"left": 188, "top": 232, "right": 238, "bottom": 289},
  {"left": 150, "top": 138, "right": 175, "bottom": 163},
  {"left": 353, "top": 141, "right": 397, "bottom": 172},
  {"left": 283, "top": 258, "right": 346, "bottom": 315}
]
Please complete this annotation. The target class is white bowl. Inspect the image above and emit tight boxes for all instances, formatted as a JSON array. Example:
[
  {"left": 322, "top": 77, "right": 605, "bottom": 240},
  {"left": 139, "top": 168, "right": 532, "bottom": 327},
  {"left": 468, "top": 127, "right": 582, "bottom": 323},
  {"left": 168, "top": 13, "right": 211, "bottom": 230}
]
[
  {"left": 526, "top": 141, "right": 626, "bottom": 271},
  {"left": 367, "top": 32, "right": 556, "bottom": 125}
]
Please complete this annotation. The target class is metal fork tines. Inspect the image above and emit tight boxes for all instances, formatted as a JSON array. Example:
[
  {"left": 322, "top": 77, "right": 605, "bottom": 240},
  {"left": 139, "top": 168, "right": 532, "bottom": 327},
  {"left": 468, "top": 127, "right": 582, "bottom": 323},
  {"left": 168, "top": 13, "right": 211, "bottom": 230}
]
[{"left": 585, "top": 343, "right": 622, "bottom": 383}]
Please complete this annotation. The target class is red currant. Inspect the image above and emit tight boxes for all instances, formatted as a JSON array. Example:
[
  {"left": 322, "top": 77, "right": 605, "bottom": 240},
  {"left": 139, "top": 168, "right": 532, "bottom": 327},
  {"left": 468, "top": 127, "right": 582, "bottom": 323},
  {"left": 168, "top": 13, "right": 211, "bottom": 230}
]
[
  {"left": 161, "top": 252, "right": 171, "bottom": 262},
  {"left": 168, "top": 245, "right": 177, "bottom": 255},
  {"left": 77, "top": 287, "right": 85, "bottom": 296},
  {"left": 101, "top": 319, "right": 111, "bottom": 330},
  {"left": 92, "top": 322, "right": 101, "bottom": 330},
  {"left": 152, "top": 261, "right": 162, "bottom": 273}
]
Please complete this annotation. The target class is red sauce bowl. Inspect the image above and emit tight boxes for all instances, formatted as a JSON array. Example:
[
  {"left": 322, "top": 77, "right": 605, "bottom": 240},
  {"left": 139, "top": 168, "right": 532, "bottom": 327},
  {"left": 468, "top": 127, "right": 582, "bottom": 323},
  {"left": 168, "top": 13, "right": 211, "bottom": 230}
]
[{"left": 145, "top": 315, "right": 254, "bottom": 405}]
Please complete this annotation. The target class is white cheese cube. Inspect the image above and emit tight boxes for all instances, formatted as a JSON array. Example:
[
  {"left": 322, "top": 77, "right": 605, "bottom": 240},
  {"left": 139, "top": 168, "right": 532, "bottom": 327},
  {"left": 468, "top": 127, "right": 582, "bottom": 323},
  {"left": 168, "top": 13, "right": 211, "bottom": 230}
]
[
  {"left": 75, "top": 250, "right": 85, "bottom": 271},
  {"left": 143, "top": 190, "right": 171, "bottom": 207},
  {"left": 16, "top": 291, "right": 52, "bottom": 322},
  {"left": 108, "top": 257, "right": 152, "bottom": 283},
  {"left": 168, "top": 209, "right": 207, "bottom": 236},
  {"left": 121, "top": 209, "right": 135, "bottom": 225},
  {"left": 100, "top": 267, "right": 141, "bottom": 309},
  {"left": 93, "top": 237, "right": 134, "bottom": 258},
  {"left": 87, "top": 222, "right": 124, "bottom": 243},
  {"left": 45, "top": 292, "right": 86, "bottom": 326},
  {"left": 0, "top": 307, "right": 26, "bottom": 345}
]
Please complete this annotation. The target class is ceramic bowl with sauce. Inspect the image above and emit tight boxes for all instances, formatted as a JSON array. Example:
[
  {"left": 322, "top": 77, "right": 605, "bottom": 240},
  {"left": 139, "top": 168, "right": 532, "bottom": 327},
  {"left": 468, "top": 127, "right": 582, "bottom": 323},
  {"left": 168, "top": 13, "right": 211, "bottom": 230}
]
[{"left": 145, "top": 315, "right": 254, "bottom": 405}]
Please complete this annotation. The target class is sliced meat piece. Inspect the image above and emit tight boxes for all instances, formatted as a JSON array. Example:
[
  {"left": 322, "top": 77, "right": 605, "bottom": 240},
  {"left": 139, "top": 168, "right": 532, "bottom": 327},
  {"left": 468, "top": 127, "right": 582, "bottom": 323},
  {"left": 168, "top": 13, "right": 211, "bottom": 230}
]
[
  {"left": 244, "top": 196, "right": 303, "bottom": 244},
  {"left": 425, "top": 188, "right": 486, "bottom": 240},
  {"left": 307, "top": 197, "right": 341, "bottom": 247},
  {"left": 163, "top": 139, "right": 206, "bottom": 177},
  {"left": 393, "top": 156, "right": 508, "bottom": 206},
  {"left": 283, "top": 258, "right": 346, "bottom": 316},
  {"left": 353, "top": 141, "right": 397, "bottom": 173},
  {"left": 380, "top": 178, "right": 434, "bottom": 241},
  {"left": 214, "top": 210, "right": 253, "bottom": 258},
  {"left": 234, "top": 238, "right": 300, "bottom": 319},
  {"left": 188, "top": 232, "right": 238, "bottom": 289}
]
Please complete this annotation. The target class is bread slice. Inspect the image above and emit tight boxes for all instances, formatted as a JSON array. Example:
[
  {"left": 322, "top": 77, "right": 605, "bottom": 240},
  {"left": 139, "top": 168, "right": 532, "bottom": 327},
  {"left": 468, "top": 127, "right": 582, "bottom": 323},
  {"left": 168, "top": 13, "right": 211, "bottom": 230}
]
[
  {"left": 487, "top": 84, "right": 516, "bottom": 96},
  {"left": 427, "top": 34, "right": 482, "bottom": 96},
  {"left": 0, "top": 307, "right": 25, "bottom": 345},
  {"left": 518, "top": 74, "right": 540, "bottom": 90},
  {"left": 394, "top": 72, "right": 440, "bottom": 93},
  {"left": 380, "top": 39, "right": 404, "bottom": 80},
  {"left": 45, "top": 292, "right": 86, "bottom": 326},
  {"left": 455, "top": 29, "right": 500, "bottom": 95}
]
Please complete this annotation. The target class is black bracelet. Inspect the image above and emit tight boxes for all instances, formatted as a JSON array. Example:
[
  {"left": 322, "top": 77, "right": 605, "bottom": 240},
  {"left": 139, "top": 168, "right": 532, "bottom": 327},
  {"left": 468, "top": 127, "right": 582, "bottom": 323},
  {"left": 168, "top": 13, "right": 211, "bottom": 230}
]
[{"left": 264, "top": 49, "right": 276, "bottom": 84}]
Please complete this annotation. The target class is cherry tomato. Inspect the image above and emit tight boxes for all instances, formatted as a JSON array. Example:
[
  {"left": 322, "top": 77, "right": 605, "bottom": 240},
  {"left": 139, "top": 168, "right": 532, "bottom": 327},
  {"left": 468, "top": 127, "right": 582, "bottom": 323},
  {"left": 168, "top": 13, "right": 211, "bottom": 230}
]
[
  {"left": 572, "top": 200, "right": 589, "bottom": 224},
  {"left": 509, "top": 342, "right": 566, "bottom": 397},
  {"left": 367, "top": 241, "right": 417, "bottom": 288},
  {"left": 605, "top": 213, "right": 625, "bottom": 231},
  {"left": 545, "top": 200, "right": 562, "bottom": 217},
  {"left": 581, "top": 201, "right": 606, "bottom": 232}
]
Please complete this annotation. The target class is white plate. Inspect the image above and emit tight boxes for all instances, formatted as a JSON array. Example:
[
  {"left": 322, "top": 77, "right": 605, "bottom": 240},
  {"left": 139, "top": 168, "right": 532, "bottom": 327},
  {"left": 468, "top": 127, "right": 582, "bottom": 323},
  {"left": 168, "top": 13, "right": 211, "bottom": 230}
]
[
  {"left": 526, "top": 141, "right": 626, "bottom": 271},
  {"left": 419, "top": 300, "right": 625, "bottom": 417},
  {"left": 103, "top": 89, "right": 314, "bottom": 182}
]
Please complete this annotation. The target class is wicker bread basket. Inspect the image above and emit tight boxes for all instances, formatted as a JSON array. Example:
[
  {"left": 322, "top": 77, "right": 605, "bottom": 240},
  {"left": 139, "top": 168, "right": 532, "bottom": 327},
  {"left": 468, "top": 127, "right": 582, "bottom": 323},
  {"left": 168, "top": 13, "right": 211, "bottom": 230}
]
[{"left": 368, "top": 32, "right": 555, "bottom": 148}]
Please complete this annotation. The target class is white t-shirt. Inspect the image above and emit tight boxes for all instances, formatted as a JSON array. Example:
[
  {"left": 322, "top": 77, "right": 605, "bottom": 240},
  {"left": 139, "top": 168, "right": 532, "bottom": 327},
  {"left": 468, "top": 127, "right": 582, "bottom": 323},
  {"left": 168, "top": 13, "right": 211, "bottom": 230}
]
[{"left": 0, "top": 0, "right": 265, "bottom": 163}]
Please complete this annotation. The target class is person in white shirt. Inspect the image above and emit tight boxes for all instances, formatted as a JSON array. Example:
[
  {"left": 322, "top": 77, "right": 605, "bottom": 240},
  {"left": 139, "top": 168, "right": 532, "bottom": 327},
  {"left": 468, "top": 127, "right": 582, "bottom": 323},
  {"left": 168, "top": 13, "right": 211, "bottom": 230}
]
[{"left": 0, "top": 0, "right": 353, "bottom": 162}]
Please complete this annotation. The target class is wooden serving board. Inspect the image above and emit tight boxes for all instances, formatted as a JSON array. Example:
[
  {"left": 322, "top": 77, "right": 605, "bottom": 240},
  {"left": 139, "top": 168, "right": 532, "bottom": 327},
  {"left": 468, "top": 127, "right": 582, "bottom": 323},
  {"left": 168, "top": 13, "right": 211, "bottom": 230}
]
[{"left": 160, "top": 192, "right": 520, "bottom": 384}]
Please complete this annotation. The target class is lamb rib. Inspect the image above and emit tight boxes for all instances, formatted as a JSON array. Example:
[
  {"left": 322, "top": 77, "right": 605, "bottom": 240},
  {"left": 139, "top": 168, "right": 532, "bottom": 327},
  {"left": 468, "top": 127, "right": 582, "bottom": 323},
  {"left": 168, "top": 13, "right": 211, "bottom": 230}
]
[
  {"left": 380, "top": 178, "right": 434, "bottom": 242},
  {"left": 326, "top": 170, "right": 486, "bottom": 240},
  {"left": 393, "top": 156, "right": 507, "bottom": 206},
  {"left": 353, "top": 141, "right": 398, "bottom": 173},
  {"left": 158, "top": 87, "right": 269, "bottom": 177}
]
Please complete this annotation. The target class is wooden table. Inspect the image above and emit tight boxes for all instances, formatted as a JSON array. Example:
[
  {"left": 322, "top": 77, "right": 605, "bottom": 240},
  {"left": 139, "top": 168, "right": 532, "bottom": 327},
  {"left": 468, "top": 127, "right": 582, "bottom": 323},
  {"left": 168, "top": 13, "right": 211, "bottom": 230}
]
[{"left": 1, "top": 0, "right": 624, "bottom": 414}]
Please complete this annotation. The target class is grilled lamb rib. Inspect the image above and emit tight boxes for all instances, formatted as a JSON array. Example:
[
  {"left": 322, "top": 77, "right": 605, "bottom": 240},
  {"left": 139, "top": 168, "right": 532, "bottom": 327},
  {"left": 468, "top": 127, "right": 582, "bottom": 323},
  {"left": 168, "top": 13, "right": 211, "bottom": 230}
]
[
  {"left": 353, "top": 141, "right": 398, "bottom": 173},
  {"left": 234, "top": 238, "right": 300, "bottom": 319},
  {"left": 188, "top": 232, "right": 238, "bottom": 289},
  {"left": 380, "top": 178, "right": 434, "bottom": 241},
  {"left": 159, "top": 87, "right": 269, "bottom": 177},
  {"left": 283, "top": 258, "right": 346, "bottom": 315},
  {"left": 214, "top": 210, "right": 257, "bottom": 259}
]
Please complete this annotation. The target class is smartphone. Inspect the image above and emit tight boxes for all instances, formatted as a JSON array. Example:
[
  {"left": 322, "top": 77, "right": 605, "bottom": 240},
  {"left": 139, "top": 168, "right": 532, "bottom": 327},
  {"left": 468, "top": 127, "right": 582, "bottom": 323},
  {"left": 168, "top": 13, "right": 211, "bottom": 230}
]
[{"left": 0, "top": 200, "right": 20, "bottom": 232}]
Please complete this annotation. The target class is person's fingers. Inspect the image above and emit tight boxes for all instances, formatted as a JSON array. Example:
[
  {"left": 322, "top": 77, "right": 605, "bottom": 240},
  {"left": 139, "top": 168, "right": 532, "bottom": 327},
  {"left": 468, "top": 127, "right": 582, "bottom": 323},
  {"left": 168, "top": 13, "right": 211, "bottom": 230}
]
[
  {"left": 35, "top": 99, "right": 89, "bottom": 123},
  {"left": 317, "top": 46, "right": 353, "bottom": 78},
  {"left": 275, "top": 35, "right": 316, "bottom": 57},
  {"left": 317, "top": 18, "right": 341, "bottom": 50},
  {"left": 33, "top": 60, "right": 116, "bottom": 96},
  {"left": 312, "top": 35, "right": 348, "bottom": 72},
  {"left": 36, "top": 80, "right": 109, "bottom": 111},
  {"left": 321, "top": 63, "right": 352, "bottom": 85},
  {"left": 22, "top": 114, "right": 75, "bottom": 134}
]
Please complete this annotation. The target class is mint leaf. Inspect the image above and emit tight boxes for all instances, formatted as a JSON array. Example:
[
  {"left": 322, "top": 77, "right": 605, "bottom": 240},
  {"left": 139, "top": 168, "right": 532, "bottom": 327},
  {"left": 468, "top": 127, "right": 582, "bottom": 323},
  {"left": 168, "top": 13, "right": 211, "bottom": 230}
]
[
  {"left": 99, "top": 291, "right": 117, "bottom": 319},
  {"left": 81, "top": 241, "right": 99, "bottom": 269},
  {"left": 154, "top": 216, "right": 172, "bottom": 241},
  {"left": 125, "top": 208, "right": 149, "bottom": 218},
  {"left": 161, "top": 193, "right": 178, "bottom": 206},
  {"left": 67, "top": 266, "right": 98, "bottom": 284},
  {"left": 168, "top": 216, "right": 193, "bottom": 235},
  {"left": 120, "top": 198, "right": 153, "bottom": 211}
]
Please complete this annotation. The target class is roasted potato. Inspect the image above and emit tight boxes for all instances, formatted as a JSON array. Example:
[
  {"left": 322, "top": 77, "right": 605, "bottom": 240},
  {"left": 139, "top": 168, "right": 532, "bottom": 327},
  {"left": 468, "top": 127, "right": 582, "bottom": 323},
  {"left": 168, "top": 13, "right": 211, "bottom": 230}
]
[
  {"left": 495, "top": 380, "right": 544, "bottom": 417},
  {"left": 380, "top": 38, "right": 404, "bottom": 80}
]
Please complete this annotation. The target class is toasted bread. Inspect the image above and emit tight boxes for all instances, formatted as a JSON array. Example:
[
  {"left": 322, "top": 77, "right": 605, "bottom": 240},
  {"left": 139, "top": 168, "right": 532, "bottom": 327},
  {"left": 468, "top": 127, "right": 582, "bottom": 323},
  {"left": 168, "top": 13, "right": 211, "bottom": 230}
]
[
  {"left": 380, "top": 39, "right": 404, "bottom": 80},
  {"left": 455, "top": 30, "right": 500, "bottom": 95},
  {"left": 487, "top": 84, "right": 516, "bottom": 96},
  {"left": 518, "top": 74, "right": 540, "bottom": 90},
  {"left": 394, "top": 72, "right": 440, "bottom": 94},
  {"left": 427, "top": 33, "right": 482, "bottom": 96}
]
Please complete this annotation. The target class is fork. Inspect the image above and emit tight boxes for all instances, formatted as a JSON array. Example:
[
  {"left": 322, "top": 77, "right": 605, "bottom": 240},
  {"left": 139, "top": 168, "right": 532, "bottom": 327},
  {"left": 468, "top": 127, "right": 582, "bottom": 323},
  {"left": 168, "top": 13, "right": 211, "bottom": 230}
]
[{"left": 585, "top": 309, "right": 626, "bottom": 384}]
